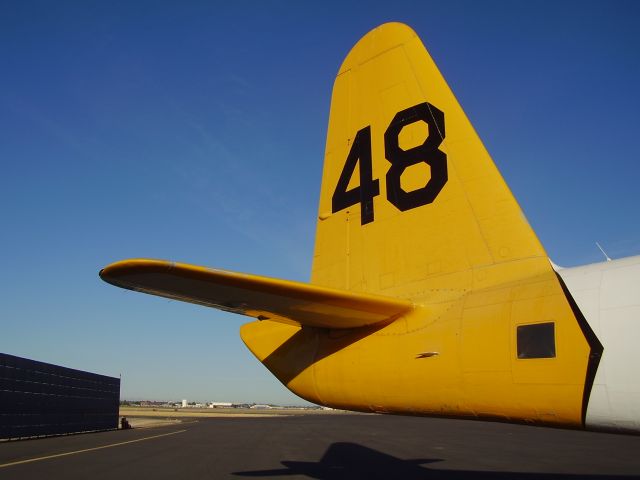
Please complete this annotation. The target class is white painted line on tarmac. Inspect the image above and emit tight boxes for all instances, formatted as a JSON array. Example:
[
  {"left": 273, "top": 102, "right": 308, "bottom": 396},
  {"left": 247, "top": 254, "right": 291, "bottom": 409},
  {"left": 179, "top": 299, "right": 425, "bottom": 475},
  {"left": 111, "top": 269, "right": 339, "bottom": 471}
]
[{"left": 0, "top": 429, "right": 187, "bottom": 469}]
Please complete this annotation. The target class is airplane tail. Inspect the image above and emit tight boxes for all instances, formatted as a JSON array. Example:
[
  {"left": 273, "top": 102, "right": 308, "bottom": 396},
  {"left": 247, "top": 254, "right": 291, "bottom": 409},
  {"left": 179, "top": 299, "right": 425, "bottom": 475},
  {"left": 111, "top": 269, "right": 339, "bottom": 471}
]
[
  {"left": 311, "top": 22, "right": 548, "bottom": 301},
  {"left": 101, "top": 24, "right": 598, "bottom": 423},
  {"left": 237, "top": 22, "right": 575, "bottom": 411}
]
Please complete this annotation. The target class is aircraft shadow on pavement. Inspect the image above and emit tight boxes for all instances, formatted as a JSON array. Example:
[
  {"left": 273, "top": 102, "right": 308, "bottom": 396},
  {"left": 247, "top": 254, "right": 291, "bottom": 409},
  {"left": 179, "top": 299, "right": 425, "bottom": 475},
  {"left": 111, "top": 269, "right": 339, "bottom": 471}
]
[{"left": 232, "top": 441, "right": 632, "bottom": 480}]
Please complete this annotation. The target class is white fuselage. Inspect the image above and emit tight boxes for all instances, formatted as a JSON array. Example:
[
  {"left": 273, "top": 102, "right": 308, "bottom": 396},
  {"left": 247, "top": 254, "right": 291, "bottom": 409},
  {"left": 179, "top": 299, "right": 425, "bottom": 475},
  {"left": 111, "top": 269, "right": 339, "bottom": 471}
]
[{"left": 557, "top": 255, "right": 640, "bottom": 432}]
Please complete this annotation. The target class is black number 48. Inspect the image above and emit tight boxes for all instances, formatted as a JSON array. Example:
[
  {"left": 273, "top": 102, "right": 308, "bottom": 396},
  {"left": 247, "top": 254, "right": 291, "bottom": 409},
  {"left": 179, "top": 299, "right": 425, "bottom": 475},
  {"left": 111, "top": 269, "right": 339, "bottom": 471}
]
[{"left": 331, "top": 102, "right": 447, "bottom": 225}]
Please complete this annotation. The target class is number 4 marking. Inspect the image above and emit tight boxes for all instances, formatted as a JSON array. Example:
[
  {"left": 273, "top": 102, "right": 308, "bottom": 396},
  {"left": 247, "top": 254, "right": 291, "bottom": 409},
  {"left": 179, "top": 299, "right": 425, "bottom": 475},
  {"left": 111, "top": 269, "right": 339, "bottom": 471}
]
[{"left": 331, "top": 126, "right": 380, "bottom": 225}]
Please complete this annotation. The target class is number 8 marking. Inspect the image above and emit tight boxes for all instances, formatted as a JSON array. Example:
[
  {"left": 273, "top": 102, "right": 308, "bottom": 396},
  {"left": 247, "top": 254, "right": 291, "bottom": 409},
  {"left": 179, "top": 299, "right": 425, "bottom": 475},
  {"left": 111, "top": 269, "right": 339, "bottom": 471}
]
[{"left": 385, "top": 102, "right": 447, "bottom": 212}]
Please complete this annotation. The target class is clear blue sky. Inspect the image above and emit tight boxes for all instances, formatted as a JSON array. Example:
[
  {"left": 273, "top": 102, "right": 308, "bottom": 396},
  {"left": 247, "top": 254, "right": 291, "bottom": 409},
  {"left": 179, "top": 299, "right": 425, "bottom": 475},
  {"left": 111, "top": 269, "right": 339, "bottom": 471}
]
[{"left": 1, "top": 1, "right": 638, "bottom": 404}]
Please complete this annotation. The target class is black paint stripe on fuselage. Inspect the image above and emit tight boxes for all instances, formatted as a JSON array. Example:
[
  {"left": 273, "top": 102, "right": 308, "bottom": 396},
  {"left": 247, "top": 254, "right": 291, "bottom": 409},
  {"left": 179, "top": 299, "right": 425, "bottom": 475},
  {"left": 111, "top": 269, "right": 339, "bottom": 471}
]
[{"left": 555, "top": 272, "right": 604, "bottom": 426}]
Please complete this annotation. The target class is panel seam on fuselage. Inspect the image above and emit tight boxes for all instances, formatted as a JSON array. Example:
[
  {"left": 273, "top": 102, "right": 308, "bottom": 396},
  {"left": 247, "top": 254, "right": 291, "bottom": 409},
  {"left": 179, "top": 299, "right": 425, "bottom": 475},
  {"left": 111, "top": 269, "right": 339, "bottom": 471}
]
[{"left": 555, "top": 272, "right": 604, "bottom": 426}]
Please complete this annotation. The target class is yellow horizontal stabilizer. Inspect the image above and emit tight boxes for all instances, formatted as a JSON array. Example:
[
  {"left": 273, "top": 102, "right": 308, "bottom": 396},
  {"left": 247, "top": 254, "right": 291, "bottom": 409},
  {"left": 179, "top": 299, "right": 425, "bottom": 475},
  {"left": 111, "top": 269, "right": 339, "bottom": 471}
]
[{"left": 100, "top": 259, "right": 413, "bottom": 329}]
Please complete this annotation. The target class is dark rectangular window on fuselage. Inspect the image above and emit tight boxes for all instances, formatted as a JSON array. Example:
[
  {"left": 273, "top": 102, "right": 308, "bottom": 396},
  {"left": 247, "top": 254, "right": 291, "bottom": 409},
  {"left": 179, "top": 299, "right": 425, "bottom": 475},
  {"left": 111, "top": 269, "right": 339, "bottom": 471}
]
[{"left": 517, "top": 322, "right": 556, "bottom": 359}]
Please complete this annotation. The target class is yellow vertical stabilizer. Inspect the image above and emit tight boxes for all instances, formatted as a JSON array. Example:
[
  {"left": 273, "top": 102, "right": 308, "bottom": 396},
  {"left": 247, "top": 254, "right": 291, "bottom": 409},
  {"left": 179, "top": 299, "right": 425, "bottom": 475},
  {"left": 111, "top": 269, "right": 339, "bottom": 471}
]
[{"left": 312, "top": 22, "right": 547, "bottom": 300}]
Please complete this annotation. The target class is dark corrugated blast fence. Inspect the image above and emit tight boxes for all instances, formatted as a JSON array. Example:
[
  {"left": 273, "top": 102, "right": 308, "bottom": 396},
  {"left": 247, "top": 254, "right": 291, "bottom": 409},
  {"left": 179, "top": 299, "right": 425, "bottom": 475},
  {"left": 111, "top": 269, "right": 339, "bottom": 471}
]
[{"left": 0, "top": 353, "right": 120, "bottom": 439}]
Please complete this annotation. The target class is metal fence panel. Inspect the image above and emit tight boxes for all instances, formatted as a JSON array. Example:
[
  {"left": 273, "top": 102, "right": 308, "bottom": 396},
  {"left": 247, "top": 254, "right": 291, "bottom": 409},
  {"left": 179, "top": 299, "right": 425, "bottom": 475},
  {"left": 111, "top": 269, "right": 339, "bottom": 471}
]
[{"left": 0, "top": 353, "right": 120, "bottom": 439}]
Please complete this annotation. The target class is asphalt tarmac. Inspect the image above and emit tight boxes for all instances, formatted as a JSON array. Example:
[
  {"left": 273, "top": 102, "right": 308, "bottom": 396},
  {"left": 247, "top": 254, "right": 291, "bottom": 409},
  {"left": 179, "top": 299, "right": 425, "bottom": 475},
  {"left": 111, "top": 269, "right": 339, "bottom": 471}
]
[{"left": 1, "top": 414, "right": 639, "bottom": 479}]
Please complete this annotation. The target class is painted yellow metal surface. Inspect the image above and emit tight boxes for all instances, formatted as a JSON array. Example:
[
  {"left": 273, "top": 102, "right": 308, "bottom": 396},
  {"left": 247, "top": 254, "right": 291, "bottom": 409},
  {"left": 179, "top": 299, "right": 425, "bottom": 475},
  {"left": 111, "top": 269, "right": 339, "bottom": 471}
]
[{"left": 240, "top": 23, "right": 593, "bottom": 427}]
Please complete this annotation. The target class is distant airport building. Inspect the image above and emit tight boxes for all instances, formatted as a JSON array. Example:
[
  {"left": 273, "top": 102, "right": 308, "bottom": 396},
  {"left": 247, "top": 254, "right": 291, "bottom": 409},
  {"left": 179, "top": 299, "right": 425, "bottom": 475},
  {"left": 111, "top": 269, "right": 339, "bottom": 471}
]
[
  {"left": 181, "top": 399, "right": 187, "bottom": 408},
  {"left": 0, "top": 353, "right": 120, "bottom": 439}
]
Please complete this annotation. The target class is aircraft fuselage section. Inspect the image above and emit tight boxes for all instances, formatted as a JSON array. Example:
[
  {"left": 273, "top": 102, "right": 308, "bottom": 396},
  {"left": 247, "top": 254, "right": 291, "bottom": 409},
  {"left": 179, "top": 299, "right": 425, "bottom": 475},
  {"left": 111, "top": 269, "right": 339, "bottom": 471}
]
[{"left": 557, "top": 255, "right": 640, "bottom": 433}]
